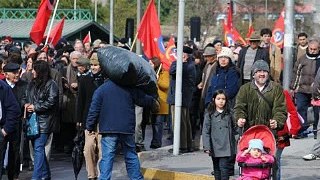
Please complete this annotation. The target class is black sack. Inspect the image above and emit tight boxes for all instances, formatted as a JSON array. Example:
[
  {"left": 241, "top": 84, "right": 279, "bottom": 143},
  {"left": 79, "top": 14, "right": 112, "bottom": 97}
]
[{"left": 98, "top": 46, "right": 158, "bottom": 97}]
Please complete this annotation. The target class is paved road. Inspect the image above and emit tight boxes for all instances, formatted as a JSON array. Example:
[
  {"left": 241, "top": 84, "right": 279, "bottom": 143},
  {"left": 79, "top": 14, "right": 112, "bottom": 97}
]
[{"left": 3, "top": 126, "right": 319, "bottom": 180}]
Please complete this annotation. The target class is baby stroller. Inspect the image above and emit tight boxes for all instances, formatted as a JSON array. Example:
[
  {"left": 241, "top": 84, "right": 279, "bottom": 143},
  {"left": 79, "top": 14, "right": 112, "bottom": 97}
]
[{"left": 237, "top": 125, "right": 276, "bottom": 180}]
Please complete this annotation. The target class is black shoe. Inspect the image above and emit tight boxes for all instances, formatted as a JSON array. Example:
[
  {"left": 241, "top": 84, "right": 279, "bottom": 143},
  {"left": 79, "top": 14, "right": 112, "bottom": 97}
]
[
  {"left": 295, "top": 133, "right": 308, "bottom": 139},
  {"left": 179, "top": 148, "right": 188, "bottom": 154},
  {"left": 136, "top": 145, "right": 146, "bottom": 153},
  {"left": 168, "top": 148, "right": 186, "bottom": 154},
  {"left": 150, "top": 144, "right": 161, "bottom": 149},
  {"left": 88, "top": 178, "right": 97, "bottom": 180}
]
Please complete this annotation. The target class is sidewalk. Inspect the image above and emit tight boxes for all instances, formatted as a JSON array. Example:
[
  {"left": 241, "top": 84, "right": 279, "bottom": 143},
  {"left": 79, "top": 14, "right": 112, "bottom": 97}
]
[{"left": 140, "top": 134, "right": 319, "bottom": 180}]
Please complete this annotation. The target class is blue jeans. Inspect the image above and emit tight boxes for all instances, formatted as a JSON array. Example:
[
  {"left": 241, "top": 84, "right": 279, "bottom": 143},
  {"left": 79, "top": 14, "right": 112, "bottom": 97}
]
[
  {"left": 151, "top": 115, "right": 165, "bottom": 147},
  {"left": 99, "top": 134, "right": 143, "bottom": 180},
  {"left": 212, "top": 156, "right": 230, "bottom": 180},
  {"left": 32, "top": 133, "right": 50, "bottom": 180},
  {"left": 272, "top": 148, "right": 283, "bottom": 180},
  {"left": 295, "top": 92, "right": 314, "bottom": 133}
]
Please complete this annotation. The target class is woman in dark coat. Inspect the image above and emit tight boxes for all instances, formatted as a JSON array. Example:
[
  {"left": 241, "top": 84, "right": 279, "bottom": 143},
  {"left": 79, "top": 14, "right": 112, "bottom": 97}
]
[
  {"left": 205, "top": 47, "right": 240, "bottom": 108},
  {"left": 22, "top": 61, "right": 58, "bottom": 180}
]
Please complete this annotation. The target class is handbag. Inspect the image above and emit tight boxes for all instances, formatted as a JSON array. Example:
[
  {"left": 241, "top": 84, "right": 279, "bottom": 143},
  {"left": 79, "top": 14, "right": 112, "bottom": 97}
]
[{"left": 24, "top": 107, "right": 40, "bottom": 139}]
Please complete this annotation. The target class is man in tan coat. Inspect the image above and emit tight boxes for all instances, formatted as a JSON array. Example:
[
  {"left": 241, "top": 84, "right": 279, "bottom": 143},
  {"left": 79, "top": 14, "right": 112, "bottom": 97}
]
[{"left": 260, "top": 28, "right": 282, "bottom": 83}]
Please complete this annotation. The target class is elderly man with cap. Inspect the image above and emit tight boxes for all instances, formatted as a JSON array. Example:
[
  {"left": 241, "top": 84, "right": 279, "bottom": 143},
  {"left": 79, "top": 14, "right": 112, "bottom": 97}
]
[
  {"left": 237, "top": 32, "right": 269, "bottom": 85},
  {"left": 3, "top": 63, "right": 27, "bottom": 180},
  {"left": 234, "top": 60, "right": 287, "bottom": 180},
  {"left": 197, "top": 46, "right": 218, "bottom": 125},
  {"left": 77, "top": 52, "right": 104, "bottom": 180},
  {"left": 167, "top": 45, "right": 196, "bottom": 153},
  {"left": 76, "top": 56, "right": 91, "bottom": 79},
  {"left": 0, "top": 63, "right": 21, "bottom": 180}
]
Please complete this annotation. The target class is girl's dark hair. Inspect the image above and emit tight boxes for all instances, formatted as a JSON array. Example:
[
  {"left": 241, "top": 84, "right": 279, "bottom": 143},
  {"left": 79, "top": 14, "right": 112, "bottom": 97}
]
[
  {"left": 207, "top": 89, "right": 230, "bottom": 117},
  {"left": 150, "top": 57, "right": 161, "bottom": 70},
  {"left": 32, "top": 60, "right": 51, "bottom": 88}
]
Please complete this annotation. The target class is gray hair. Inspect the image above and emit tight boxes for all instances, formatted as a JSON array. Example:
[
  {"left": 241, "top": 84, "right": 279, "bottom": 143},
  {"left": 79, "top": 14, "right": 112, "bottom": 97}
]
[
  {"left": 308, "top": 37, "right": 320, "bottom": 46},
  {"left": 70, "top": 51, "right": 82, "bottom": 58}
]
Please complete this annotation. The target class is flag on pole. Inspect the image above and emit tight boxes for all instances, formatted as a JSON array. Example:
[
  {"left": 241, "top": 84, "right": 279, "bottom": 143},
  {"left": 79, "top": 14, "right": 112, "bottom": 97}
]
[
  {"left": 223, "top": 3, "right": 246, "bottom": 46},
  {"left": 165, "top": 36, "right": 177, "bottom": 64},
  {"left": 271, "top": 9, "right": 285, "bottom": 48},
  {"left": 83, "top": 31, "right": 91, "bottom": 44},
  {"left": 30, "top": 0, "right": 56, "bottom": 45},
  {"left": 246, "top": 21, "right": 255, "bottom": 41},
  {"left": 137, "top": 0, "right": 171, "bottom": 70},
  {"left": 47, "top": 17, "right": 65, "bottom": 46}
]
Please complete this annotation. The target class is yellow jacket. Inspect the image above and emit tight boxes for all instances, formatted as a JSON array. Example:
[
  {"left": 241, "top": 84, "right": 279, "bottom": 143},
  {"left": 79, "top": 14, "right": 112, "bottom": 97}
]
[{"left": 157, "top": 70, "right": 170, "bottom": 115}]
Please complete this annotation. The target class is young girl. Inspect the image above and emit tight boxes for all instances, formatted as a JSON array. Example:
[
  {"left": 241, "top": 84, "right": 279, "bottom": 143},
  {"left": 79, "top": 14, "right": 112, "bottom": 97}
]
[
  {"left": 236, "top": 139, "right": 275, "bottom": 180},
  {"left": 202, "top": 89, "right": 236, "bottom": 180}
]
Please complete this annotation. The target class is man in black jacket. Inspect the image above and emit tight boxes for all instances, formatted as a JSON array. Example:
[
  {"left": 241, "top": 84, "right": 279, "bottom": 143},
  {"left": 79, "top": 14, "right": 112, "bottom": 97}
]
[
  {"left": 0, "top": 71, "right": 20, "bottom": 180},
  {"left": 3, "top": 62, "right": 28, "bottom": 180},
  {"left": 237, "top": 32, "right": 269, "bottom": 85}
]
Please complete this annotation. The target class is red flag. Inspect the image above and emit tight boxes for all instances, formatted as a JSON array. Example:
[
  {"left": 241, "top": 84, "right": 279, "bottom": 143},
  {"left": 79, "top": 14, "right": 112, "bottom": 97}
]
[
  {"left": 83, "top": 31, "right": 91, "bottom": 44},
  {"left": 246, "top": 21, "right": 255, "bottom": 41},
  {"left": 30, "top": 0, "right": 56, "bottom": 45},
  {"left": 48, "top": 17, "right": 65, "bottom": 46},
  {"left": 223, "top": 4, "right": 246, "bottom": 46},
  {"left": 164, "top": 36, "right": 177, "bottom": 69},
  {"left": 137, "top": 0, "right": 167, "bottom": 65},
  {"left": 271, "top": 9, "right": 285, "bottom": 48}
]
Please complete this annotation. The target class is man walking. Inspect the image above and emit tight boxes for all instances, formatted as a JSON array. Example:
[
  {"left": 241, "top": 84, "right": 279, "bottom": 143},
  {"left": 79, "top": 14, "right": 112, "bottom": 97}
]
[{"left": 86, "top": 80, "right": 159, "bottom": 180}]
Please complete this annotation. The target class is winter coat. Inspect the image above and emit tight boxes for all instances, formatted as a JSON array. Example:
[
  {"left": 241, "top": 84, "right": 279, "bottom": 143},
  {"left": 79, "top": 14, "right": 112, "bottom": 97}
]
[
  {"left": 3, "top": 79, "right": 28, "bottom": 110},
  {"left": 236, "top": 151, "right": 274, "bottom": 180},
  {"left": 76, "top": 71, "right": 104, "bottom": 126},
  {"left": 199, "top": 62, "right": 217, "bottom": 111},
  {"left": 22, "top": 79, "right": 59, "bottom": 134},
  {"left": 156, "top": 70, "right": 170, "bottom": 115},
  {"left": 290, "top": 54, "right": 320, "bottom": 94},
  {"left": 234, "top": 81, "right": 287, "bottom": 132},
  {"left": 21, "top": 69, "right": 63, "bottom": 132},
  {"left": 0, "top": 80, "right": 20, "bottom": 134},
  {"left": 61, "top": 65, "right": 78, "bottom": 123},
  {"left": 205, "top": 65, "right": 240, "bottom": 106},
  {"left": 266, "top": 43, "right": 282, "bottom": 83},
  {"left": 312, "top": 67, "right": 320, "bottom": 99},
  {"left": 167, "top": 58, "right": 196, "bottom": 108},
  {"left": 202, "top": 110, "right": 236, "bottom": 157},
  {"left": 86, "top": 80, "right": 156, "bottom": 134}
]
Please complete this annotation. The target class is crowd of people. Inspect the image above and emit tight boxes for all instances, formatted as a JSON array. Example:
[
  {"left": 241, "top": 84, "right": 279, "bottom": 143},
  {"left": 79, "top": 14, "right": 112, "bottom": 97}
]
[{"left": 0, "top": 26, "right": 319, "bottom": 180}]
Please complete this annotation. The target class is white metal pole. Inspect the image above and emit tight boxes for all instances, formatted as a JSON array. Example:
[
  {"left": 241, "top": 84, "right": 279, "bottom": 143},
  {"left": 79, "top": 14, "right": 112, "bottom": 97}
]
[
  {"left": 136, "top": 0, "right": 142, "bottom": 55},
  {"left": 173, "top": 0, "right": 185, "bottom": 156},
  {"left": 45, "top": 0, "right": 60, "bottom": 45},
  {"left": 74, "top": 0, "right": 76, "bottom": 20},
  {"left": 109, "top": 0, "right": 114, "bottom": 45},
  {"left": 158, "top": 0, "right": 160, "bottom": 21},
  {"left": 283, "top": 0, "right": 294, "bottom": 90},
  {"left": 95, "top": 0, "right": 98, "bottom": 22}
]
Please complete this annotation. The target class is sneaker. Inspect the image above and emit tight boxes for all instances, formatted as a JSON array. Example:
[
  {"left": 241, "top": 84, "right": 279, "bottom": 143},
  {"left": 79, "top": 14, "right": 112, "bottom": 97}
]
[{"left": 302, "top": 154, "right": 320, "bottom": 161}]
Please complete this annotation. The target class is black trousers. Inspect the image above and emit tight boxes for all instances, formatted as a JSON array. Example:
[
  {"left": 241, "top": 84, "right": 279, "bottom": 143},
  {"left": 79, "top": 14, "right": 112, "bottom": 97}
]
[{"left": 7, "top": 125, "right": 22, "bottom": 180}]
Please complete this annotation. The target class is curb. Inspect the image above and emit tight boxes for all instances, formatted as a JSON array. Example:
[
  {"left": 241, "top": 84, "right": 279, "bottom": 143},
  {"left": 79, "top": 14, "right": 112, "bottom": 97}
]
[
  {"left": 139, "top": 146, "right": 214, "bottom": 180},
  {"left": 141, "top": 167, "right": 214, "bottom": 180}
]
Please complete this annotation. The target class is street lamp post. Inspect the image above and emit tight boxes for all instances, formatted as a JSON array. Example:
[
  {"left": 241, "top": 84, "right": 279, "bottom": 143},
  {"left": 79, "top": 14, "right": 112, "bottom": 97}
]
[{"left": 265, "top": 0, "right": 268, "bottom": 27}]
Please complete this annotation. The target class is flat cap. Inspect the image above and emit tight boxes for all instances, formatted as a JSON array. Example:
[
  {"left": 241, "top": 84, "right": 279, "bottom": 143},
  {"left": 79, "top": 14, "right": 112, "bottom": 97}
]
[
  {"left": 3, "top": 63, "right": 20, "bottom": 72},
  {"left": 76, "top": 57, "right": 90, "bottom": 66}
]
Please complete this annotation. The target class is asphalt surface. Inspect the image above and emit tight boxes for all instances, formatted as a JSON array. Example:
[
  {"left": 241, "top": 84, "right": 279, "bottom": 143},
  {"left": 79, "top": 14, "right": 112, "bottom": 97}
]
[{"left": 3, "top": 126, "right": 320, "bottom": 180}]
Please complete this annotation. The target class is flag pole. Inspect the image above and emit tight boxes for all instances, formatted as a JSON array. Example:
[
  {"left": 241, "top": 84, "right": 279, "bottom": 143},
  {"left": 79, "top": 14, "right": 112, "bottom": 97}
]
[
  {"left": 45, "top": 0, "right": 60, "bottom": 45},
  {"left": 130, "top": 33, "right": 138, "bottom": 52}
]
